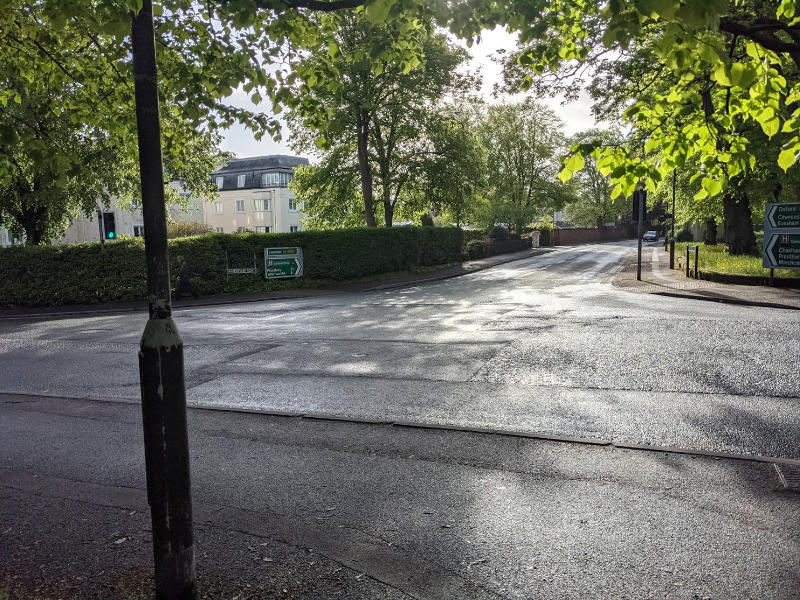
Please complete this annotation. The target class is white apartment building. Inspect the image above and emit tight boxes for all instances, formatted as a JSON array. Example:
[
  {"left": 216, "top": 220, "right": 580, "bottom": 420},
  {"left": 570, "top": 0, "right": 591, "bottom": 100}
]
[
  {"left": 205, "top": 155, "right": 309, "bottom": 234},
  {"left": 0, "top": 155, "right": 308, "bottom": 247}
]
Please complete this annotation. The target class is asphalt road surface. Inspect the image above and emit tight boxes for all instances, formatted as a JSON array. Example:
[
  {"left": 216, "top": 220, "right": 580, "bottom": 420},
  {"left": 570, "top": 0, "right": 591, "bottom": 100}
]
[
  {"left": 1, "top": 241, "right": 799, "bottom": 599},
  {"left": 1, "top": 241, "right": 798, "bottom": 458}
]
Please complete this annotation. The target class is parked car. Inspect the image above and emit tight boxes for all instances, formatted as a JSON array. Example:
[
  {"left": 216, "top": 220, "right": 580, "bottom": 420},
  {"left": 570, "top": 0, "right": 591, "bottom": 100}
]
[{"left": 642, "top": 230, "right": 658, "bottom": 242}]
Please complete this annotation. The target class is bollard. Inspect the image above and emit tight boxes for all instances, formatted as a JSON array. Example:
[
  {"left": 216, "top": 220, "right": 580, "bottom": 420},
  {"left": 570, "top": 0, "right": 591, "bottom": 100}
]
[{"left": 686, "top": 245, "right": 690, "bottom": 277}]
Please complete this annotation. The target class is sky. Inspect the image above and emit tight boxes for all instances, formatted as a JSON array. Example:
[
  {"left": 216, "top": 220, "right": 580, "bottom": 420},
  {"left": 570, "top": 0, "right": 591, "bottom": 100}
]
[{"left": 219, "top": 27, "right": 598, "bottom": 160}]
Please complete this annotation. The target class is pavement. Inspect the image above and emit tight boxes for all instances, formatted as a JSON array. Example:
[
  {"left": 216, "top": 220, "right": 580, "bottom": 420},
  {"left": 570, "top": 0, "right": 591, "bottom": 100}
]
[
  {"left": 2, "top": 240, "right": 799, "bottom": 599},
  {"left": 613, "top": 242, "right": 800, "bottom": 310}
]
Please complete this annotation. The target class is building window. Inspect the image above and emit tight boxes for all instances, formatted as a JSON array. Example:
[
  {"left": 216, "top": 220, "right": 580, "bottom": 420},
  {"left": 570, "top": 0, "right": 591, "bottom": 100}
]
[
  {"left": 290, "top": 225, "right": 300, "bottom": 233},
  {"left": 5, "top": 230, "right": 23, "bottom": 245},
  {"left": 253, "top": 193, "right": 272, "bottom": 212},
  {"left": 214, "top": 201, "right": 223, "bottom": 214},
  {"left": 288, "top": 198, "right": 298, "bottom": 212},
  {"left": 236, "top": 226, "right": 247, "bottom": 233},
  {"left": 261, "top": 171, "right": 292, "bottom": 188},
  {"left": 215, "top": 176, "right": 224, "bottom": 189},
  {"left": 235, "top": 200, "right": 245, "bottom": 213},
  {"left": 215, "top": 227, "right": 224, "bottom": 233},
  {"left": 133, "top": 225, "right": 145, "bottom": 237},
  {"left": 255, "top": 226, "right": 270, "bottom": 233},
  {"left": 237, "top": 174, "right": 246, "bottom": 188}
]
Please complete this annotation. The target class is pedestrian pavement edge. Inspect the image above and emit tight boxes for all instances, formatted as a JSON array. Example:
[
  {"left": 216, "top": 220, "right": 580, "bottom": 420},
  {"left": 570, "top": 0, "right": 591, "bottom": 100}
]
[
  {"left": 4, "top": 390, "right": 799, "bottom": 467},
  {"left": 612, "top": 245, "right": 800, "bottom": 310}
]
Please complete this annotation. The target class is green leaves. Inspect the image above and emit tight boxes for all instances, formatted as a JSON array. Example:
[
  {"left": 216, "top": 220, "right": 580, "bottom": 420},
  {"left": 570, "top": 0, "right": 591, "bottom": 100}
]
[
  {"left": 558, "top": 152, "right": 585, "bottom": 183},
  {"left": 365, "top": 0, "right": 396, "bottom": 23},
  {"left": 778, "top": 147, "right": 797, "bottom": 171},
  {"left": 755, "top": 107, "right": 780, "bottom": 138},
  {"left": 694, "top": 176, "right": 722, "bottom": 200}
]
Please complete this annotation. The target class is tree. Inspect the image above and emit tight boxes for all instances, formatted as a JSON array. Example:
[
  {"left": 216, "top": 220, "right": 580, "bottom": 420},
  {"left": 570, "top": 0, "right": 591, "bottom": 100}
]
[
  {"left": 290, "top": 156, "right": 369, "bottom": 229},
  {"left": 414, "top": 104, "right": 488, "bottom": 227},
  {"left": 480, "top": 99, "right": 575, "bottom": 232},
  {"left": 0, "top": 2, "right": 241, "bottom": 244},
  {"left": 286, "top": 12, "right": 476, "bottom": 227},
  {"left": 559, "top": 129, "right": 629, "bottom": 228},
  {"left": 471, "top": 1, "right": 800, "bottom": 253}
]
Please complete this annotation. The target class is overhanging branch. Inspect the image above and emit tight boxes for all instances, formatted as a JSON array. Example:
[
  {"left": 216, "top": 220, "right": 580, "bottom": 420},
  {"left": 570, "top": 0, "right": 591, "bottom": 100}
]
[
  {"left": 719, "top": 17, "right": 800, "bottom": 55},
  {"left": 253, "top": 0, "right": 365, "bottom": 11}
]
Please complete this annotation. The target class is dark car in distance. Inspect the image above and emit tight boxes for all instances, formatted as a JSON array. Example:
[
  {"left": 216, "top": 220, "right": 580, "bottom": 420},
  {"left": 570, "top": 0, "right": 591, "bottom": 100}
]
[{"left": 642, "top": 230, "right": 659, "bottom": 242}]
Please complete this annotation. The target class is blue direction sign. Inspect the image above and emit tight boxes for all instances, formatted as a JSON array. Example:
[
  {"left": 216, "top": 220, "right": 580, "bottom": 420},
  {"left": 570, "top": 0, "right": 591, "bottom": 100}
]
[{"left": 264, "top": 247, "right": 303, "bottom": 279}]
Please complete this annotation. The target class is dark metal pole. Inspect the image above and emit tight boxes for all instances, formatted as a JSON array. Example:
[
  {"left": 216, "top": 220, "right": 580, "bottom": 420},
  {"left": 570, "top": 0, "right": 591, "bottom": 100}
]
[
  {"left": 636, "top": 191, "right": 643, "bottom": 281},
  {"left": 97, "top": 210, "right": 105, "bottom": 246},
  {"left": 669, "top": 170, "right": 676, "bottom": 269},
  {"left": 686, "top": 245, "right": 690, "bottom": 278},
  {"left": 132, "top": 2, "right": 196, "bottom": 599},
  {"left": 694, "top": 246, "right": 698, "bottom": 279}
]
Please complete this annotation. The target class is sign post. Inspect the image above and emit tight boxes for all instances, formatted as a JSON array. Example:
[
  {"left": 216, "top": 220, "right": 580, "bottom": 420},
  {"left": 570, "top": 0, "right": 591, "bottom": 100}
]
[
  {"left": 763, "top": 203, "right": 800, "bottom": 275},
  {"left": 265, "top": 247, "right": 304, "bottom": 279}
]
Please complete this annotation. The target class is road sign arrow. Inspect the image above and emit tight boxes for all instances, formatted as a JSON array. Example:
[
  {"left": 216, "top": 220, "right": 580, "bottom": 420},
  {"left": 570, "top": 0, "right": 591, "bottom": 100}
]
[
  {"left": 766, "top": 203, "right": 800, "bottom": 230},
  {"left": 763, "top": 233, "right": 800, "bottom": 268}
]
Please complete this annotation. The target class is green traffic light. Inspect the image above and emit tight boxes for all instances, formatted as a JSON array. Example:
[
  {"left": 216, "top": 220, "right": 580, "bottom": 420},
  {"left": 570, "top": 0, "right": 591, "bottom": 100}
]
[{"left": 108, "top": 232, "right": 115, "bottom": 239}]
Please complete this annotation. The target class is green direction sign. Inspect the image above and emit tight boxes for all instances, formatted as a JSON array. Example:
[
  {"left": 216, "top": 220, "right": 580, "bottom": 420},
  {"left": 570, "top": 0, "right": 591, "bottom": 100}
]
[
  {"left": 765, "top": 203, "right": 800, "bottom": 230},
  {"left": 265, "top": 247, "right": 303, "bottom": 279},
  {"left": 763, "top": 233, "right": 800, "bottom": 269}
]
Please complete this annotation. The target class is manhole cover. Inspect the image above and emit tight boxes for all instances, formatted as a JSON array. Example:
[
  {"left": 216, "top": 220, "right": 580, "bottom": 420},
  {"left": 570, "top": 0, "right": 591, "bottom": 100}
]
[{"left": 774, "top": 464, "right": 800, "bottom": 493}]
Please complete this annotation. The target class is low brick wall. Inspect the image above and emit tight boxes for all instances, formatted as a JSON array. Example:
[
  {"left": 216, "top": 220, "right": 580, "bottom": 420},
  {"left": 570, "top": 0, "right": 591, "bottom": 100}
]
[
  {"left": 487, "top": 238, "right": 530, "bottom": 256},
  {"left": 553, "top": 226, "right": 633, "bottom": 246}
]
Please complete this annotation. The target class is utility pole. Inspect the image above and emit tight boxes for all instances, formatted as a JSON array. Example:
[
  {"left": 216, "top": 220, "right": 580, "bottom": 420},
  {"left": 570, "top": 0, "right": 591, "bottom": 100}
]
[
  {"left": 131, "top": 2, "right": 196, "bottom": 599},
  {"left": 670, "top": 170, "right": 676, "bottom": 270}
]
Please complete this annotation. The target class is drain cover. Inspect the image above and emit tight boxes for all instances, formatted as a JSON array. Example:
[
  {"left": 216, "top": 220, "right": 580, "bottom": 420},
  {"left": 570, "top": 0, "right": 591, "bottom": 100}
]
[{"left": 774, "top": 464, "right": 800, "bottom": 493}]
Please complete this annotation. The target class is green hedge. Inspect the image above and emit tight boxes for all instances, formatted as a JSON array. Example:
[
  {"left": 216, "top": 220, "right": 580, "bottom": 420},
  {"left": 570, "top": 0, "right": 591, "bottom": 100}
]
[
  {"left": 0, "top": 226, "right": 463, "bottom": 307},
  {"left": 462, "top": 229, "right": 487, "bottom": 243}
]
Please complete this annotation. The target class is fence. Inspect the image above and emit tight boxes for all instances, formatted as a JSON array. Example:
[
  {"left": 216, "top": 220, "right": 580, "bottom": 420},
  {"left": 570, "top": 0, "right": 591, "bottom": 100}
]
[{"left": 552, "top": 226, "right": 634, "bottom": 246}]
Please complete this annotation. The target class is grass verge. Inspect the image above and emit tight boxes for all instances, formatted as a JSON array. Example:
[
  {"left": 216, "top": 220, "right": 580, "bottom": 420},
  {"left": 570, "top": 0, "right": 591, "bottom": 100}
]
[{"left": 675, "top": 242, "right": 797, "bottom": 279}]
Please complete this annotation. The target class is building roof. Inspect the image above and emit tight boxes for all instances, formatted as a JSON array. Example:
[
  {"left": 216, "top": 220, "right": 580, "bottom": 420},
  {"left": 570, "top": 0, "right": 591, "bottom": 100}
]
[
  {"left": 211, "top": 155, "right": 308, "bottom": 175},
  {"left": 210, "top": 155, "right": 309, "bottom": 191}
]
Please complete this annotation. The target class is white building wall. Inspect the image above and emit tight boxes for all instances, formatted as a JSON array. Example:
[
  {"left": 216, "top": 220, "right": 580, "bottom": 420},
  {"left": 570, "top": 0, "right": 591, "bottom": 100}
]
[
  {"left": 58, "top": 202, "right": 145, "bottom": 245},
  {"left": 203, "top": 186, "right": 305, "bottom": 233},
  {"left": 0, "top": 227, "right": 24, "bottom": 247}
]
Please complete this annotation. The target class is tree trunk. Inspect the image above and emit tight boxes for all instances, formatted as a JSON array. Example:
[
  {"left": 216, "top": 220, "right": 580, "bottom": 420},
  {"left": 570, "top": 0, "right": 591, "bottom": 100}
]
[
  {"left": 704, "top": 218, "right": 718, "bottom": 245},
  {"left": 722, "top": 188, "right": 757, "bottom": 255},
  {"left": 19, "top": 199, "right": 46, "bottom": 246},
  {"left": 356, "top": 111, "right": 376, "bottom": 228},
  {"left": 384, "top": 202, "right": 393, "bottom": 228}
]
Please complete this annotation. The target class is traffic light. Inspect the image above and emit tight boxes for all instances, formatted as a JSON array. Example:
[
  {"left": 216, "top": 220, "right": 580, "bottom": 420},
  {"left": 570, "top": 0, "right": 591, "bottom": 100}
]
[{"left": 102, "top": 212, "right": 117, "bottom": 240}]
